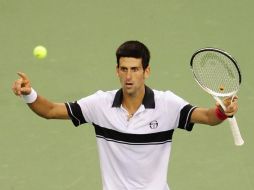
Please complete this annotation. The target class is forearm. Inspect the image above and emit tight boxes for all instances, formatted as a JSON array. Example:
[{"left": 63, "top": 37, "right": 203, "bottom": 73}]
[
  {"left": 26, "top": 95, "right": 69, "bottom": 120},
  {"left": 205, "top": 107, "right": 225, "bottom": 126},
  {"left": 13, "top": 72, "right": 69, "bottom": 120},
  {"left": 191, "top": 107, "right": 225, "bottom": 126}
]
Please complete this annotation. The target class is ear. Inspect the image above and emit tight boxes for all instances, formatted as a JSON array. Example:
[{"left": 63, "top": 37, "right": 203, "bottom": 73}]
[
  {"left": 144, "top": 66, "right": 150, "bottom": 79},
  {"left": 116, "top": 65, "right": 119, "bottom": 77}
]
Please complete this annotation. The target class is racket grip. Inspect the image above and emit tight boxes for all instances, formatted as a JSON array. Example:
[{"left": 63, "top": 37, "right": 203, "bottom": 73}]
[{"left": 227, "top": 116, "right": 244, "bottom": 146}]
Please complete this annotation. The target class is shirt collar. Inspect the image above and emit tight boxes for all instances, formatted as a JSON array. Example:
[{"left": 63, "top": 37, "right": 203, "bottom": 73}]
[{"left": 112, "top": 86, "right": 155, "bottom": 109}]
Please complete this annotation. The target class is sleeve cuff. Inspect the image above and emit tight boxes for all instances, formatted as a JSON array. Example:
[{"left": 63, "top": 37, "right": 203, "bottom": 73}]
[
  {"left": 65, "top": 102, "right": 87, "bottom": 127},
  {"left": 178, "top": 104, "right": 197, "bottom": 131}
]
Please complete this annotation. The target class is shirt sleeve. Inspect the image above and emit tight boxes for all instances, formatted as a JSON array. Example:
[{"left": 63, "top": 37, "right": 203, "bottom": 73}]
[
  {"left": 65, "top": 102, "right": 87, "bottom": 127},
  {"left": 65, "top": 90, "right": 106, "bottom": 127},
  {"left": 177, "top": 104, "right": 197, "bottom": 131}
]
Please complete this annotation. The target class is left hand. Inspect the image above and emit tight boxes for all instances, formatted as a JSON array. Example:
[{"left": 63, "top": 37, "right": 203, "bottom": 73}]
[{"left": 216, "top": 96, "right": 238, "bottom": 117}]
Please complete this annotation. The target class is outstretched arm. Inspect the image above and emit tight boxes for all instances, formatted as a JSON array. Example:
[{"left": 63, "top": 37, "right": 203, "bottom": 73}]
[
  {"left": 12, "top": 72, "right": 69, "bottom": 120},
  {"left": 190, "top": 97, "right": 238, "bottom": 126}
]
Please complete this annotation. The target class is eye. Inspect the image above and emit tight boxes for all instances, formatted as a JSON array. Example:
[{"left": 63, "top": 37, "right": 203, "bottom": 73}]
[
  {"left": 120, "top": 67, "right": 128, "bottom": 72},
  {"left": 132, "top": 67, "right": 140, "bottom": 72}
]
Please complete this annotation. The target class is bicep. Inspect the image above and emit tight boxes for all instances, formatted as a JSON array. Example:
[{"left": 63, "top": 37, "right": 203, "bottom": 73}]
[{"left": 49, "top": 103, "right": 69, "bottom": 119}]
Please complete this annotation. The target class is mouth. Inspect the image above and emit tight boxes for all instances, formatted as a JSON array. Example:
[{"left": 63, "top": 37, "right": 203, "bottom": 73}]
[{"left": 125, "top": 82, "right": 133, "bottom": 88}]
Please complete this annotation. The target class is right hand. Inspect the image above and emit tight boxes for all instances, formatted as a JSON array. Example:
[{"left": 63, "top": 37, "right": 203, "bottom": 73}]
[{"left": 12, "top": 72, "right": 32, "bottom": 96}]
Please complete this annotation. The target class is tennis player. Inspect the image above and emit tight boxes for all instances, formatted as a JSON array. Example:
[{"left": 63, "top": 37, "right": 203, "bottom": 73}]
[{"left": 12, "top": 41, "right": 238, "bottom": 190}]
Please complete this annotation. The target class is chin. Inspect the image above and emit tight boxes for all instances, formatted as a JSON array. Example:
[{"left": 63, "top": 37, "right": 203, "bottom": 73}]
[{"left": 123, "top": 87, "right": 135, "bottom": 95}]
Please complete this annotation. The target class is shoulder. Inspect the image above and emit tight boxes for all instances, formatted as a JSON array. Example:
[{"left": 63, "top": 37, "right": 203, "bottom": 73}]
[
  {"left": 151, "top": 88, "right": 190, "bottom": 112},
  {"left": 95, "top": 89, "right": 118, "bottom": 100},
  {"left": 77, "top": 89, "right": 118, "bottom": 105},
  {"left": 153, "top": 89, "right": 186, "bottom": 102}
]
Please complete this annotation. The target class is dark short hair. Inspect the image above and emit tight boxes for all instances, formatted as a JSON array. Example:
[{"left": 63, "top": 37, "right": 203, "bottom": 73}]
[{"left": 116, "top": 40, "right": 150, "bottom": 69}]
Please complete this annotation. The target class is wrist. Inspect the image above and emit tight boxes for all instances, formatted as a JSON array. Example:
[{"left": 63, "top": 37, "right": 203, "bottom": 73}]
[
  {"left": 215, "top": 106, "right": 227, "bottom": 120},
  {"left": 22, "top": 88, "right": 38, "bottom": 103}
]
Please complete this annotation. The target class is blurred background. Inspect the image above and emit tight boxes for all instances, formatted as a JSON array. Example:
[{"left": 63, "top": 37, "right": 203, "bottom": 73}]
[{"left": 0, "top": 0, "right": 253, "bottom": 189}]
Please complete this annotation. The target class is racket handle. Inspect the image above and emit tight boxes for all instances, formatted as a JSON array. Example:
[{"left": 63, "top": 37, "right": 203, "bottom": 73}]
[
  {"left": 227, "top": 116, "right": 244, "bottom": 146},
  {"left": 213, "top": 96, "right": 244, "bottom": 146}
]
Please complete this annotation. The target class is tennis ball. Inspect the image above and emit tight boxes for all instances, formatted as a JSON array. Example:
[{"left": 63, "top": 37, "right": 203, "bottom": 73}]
[{"left": 33, "top": 45, "right": 47, "bottom": 59}]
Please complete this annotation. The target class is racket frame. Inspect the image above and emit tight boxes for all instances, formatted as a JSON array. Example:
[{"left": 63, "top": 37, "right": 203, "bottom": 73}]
[
  {"left": 190, "top": 47, "right": 244, "bottom": 146},
  {"left": 190, "top": 47, "right": 241, "bottom": 97}
]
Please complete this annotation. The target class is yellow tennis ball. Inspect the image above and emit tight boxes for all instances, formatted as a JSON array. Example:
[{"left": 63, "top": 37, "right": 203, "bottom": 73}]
[{"left": 33, "top": 45, "right": 47, "bottom": 59}]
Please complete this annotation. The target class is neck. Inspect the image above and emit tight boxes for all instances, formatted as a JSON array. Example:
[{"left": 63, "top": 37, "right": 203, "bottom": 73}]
[{"left": 122, "top": 86, "right": 145, "bottom": 115}]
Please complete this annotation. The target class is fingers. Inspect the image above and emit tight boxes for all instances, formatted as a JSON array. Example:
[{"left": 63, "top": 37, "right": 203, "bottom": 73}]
[
  {"left": 224, "top": 96, "right": 238, "bottom": 116},
  {"left": 223, "top": 96, "right": 238, "bottom": 105},
  {"left": 215, "top": 96, "right": 239, "bottom": 117},
  {"left": 231, "top": 96, "right": 238, "bottom": 102},
  {"left": 17, "top": 72, "right": 28, "bottom": 80},
  {"left": 12, "top": 78, "right": 23, "bottom": 96},
  {"left": 12, "top": 72, "right": 31, "bottom": 96}
]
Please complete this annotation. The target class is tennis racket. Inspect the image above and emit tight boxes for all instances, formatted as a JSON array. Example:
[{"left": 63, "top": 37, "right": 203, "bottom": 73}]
[{"left": 190, "top": 47, "right": 244, "bottom": 146}]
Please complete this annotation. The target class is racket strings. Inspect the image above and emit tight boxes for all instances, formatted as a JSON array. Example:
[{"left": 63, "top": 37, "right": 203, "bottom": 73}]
[{"left": 192, "top": 51, "right": 240, "bottom": 95}]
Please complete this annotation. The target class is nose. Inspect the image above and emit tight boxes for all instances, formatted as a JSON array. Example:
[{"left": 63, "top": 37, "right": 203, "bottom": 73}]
[{"left": 126, "top": 70, "right": 132, "bottom": 80}]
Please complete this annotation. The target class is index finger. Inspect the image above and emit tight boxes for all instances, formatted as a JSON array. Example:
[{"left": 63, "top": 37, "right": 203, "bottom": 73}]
[{"left": 17, "top": 72, "right": 28, "bottom": 80}]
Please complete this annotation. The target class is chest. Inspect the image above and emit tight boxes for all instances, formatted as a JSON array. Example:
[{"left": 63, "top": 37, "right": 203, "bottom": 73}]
[{"left": 95, "top": 105, "right": 179, "bottom": 134}]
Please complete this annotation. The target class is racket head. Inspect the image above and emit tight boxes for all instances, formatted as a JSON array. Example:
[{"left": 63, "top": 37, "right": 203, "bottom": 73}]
[{"left": 190, "top": 48, "right": 241, "bottom": 97}]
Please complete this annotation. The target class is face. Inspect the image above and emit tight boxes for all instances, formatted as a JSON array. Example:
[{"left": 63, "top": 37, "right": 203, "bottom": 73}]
[{"left": 116, "top": 57, "right": 150, "bottom": 97}]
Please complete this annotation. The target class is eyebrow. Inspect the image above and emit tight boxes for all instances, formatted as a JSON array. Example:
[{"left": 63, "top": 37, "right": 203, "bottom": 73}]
[{"left": 119, "top": 66, "right": 141, "bottom": 69}]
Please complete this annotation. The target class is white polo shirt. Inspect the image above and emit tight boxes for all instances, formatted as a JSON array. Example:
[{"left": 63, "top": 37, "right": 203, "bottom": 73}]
[{"left": 65, "top": 86, "right": 196, "bottom": 190}]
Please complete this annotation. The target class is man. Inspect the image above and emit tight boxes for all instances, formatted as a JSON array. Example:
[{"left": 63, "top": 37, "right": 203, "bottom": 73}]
[{"left": 12, "top": 41, "right": 238, "bottom": 190}]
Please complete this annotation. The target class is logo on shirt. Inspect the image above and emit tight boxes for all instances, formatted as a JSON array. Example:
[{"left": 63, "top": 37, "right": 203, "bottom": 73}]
[{"left": 149, "top": 120, "right": 158, "bottom": 129}]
